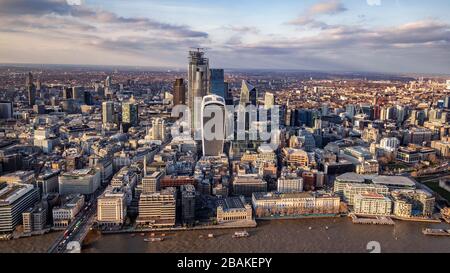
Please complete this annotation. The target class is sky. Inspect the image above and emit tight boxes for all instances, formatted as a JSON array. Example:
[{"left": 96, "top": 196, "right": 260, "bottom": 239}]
[{"left": 0, "top": 0, "right": 449, "bottom": 74}]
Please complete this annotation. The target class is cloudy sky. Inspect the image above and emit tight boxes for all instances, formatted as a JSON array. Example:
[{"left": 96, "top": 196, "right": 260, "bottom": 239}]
[{"left": 0, "top": 0, "right": 449, "bottom": 74}]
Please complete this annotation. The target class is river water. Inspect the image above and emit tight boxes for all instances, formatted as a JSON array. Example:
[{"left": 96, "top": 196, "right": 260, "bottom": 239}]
[{"left": 82, "top": 218, "right": 450, "bottom": 253}]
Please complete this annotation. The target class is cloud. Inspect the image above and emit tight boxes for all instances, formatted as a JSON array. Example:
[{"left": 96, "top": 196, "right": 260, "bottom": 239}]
[
  {"left": 287, "top": 0, "right": 347, "bottom": 28},
  {"left": 215, "top": 19, "right": 450, "bottom": 73},
  {"left": 367, "top": 0, "right": 381, "bottom": 6},
  {"left": 0, "top": 0, "right": 208, "bottom": 38}
]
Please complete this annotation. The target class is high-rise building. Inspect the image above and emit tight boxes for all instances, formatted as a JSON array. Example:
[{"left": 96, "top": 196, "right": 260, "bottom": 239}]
[
  {"left": 26, "top": 72, "right": 36, "bottom": 107},
  {"left": 102, "top": 101, "right": 114, "bottom": 124},
  {"left": 173, "top": 78, "right": 186, "bottom": 106},
  {"left": 201, "top": 95, "right": 226, "bottom": 156},
  {"left": 149, "top": 118, "right": 166, "bottom": 141},
  {"left": 72, "top": 86, "right": 84, "bottom": 101},
  {"left": 239, "top": 80, "right": 257, "bottom": 106},
  {"left": 210, "top": 69, "right": 226, "bottom": 98},
  {"left": 0, "top": 101, "right": 13, "bottom": 119},
  {"left": 62, "top": 86, "right": 72, "bottom": 100},
  {"left": 264, "top": 92, "right": 275, "bottom": 110},
  {"left": 122, "top": 101, "right": 138, "bottom": 127},
  {"left": 188, "top": 49, "right": 210, "bottom": 131},
  {"left": 181, "top": 184, "right": 196, "bottom": 225}
]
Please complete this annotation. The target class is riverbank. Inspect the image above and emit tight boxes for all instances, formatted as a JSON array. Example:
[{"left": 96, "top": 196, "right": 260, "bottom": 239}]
[{"left": 100, "top": 220, "right": 257, "bottom": 235}]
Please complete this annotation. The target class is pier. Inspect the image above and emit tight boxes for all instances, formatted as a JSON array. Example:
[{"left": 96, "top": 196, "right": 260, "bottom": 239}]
[{"left": 349, "top": 214, "right": 395, "bottom": 225}]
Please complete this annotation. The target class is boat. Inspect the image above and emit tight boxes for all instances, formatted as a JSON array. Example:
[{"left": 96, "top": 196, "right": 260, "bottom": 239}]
[
  {"left": 232, "top": 231, "right": 249, "bottom": 238},
  {"left": 422, "top": 228, "right": 450, "bottom": 236},
  {"left": 140, "top": 233, "right": 145, "bottom": 236},
  {"left": 144, "top": 237, "right": 164, "bottom": 242},
  {"left": 130, "top": 234, "right": 136, "bottom": 237},
  {"left": 325, "top": 226, "right": 329, "bottom": 230},
  {"left": 308, "top": 227, "right": 312, "bottom": 230},
  {"left": 207, "top": 233, "right": 214, "bottom": 238}
]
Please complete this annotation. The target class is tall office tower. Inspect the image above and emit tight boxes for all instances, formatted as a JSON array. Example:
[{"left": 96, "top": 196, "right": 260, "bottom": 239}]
[
  {"left": 83, "top": 91, "right": 93, "bottom": 105},
  {"left": 181, "top": 184, "right": 196, "bottom": 225},
  {"left": 210, "top": 69, "right": 226, "bottom": 98},
  {"left": 105, "top": 76, "right": 112, "bottom": 88},
  {"left": 201, "top": 95, "right": 226, "bottom": 156},
  {"left": 25, "top": 72, "right": 36, "bottom": 107},
  {"left": 173, "top": 78, "right": 186, "bottom": 106},
  {"left": 25, "top": 72, "right": 33, "bottom": 87},
  {"left": 239, "top": 80, "right": 257, "bottom": 106},
  {"left": 446, "top": 80, "right": 450, "bottom": 90},
  {"left": 188, "top": 49, "right": 210, "bottom": 131},
  {"left": 102, "top": 101, "right": 114, "bottom": 124},
  {"left": 62, "top": 86, "right": 72, "bottom": 100},
  {"left": 150, "top": 118, "right": 166, "bottom": 141},
  {"left": 444, "top": 96, "right": 450, "bottom": 109},
  {"left": 72, "top": 86, "right": 84, "bottom": 101},
  {"left": 346, "top": 104, "right": 356, "bottom": 119},
  {"left": 0, "top": 101, "right": 13, "bottom": 119},
  {"left": 122, "top": 101, "right": 139, "bottom": 127},
  {"left": 396, "top": 105, "right": 406, "bottom": 124},
  {"left": 264, "top": 92, "right": 275, "bottom": 110}
]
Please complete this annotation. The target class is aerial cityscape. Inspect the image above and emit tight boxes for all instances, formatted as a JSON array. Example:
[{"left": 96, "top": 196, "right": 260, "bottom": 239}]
[{"left": 1, "top": 0, "right": 450, "bottom": 259}]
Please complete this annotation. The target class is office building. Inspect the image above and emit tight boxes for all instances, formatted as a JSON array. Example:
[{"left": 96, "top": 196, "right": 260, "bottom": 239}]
[
  {"left": 353, "top": 193, "right": 392, "bottom": 216},
  {"left": 136, "top": 187, "right": 176, "bottom": 227},
  {"left": 277, "top": 177, "right": 303, "bottom": 193},
  {"left": 210, "top": 69, "right": 226, "bottom": 98},
  {"left": 188, "top": 49, "right": 210, "bottom": 130},
  {"left": 181, "top": 184, "right": 196, "bottom": 225},
  {"left": 380, "top": 137, "right": 400, "bottom": 152},
  {"left": 58, "top": 168, "right": 101, "bottom": 195},
  {"left": 239, "top": 80, "right": 257, "bottom": 106},
  {"left": 102, "top": 101, "right": 115, "bottom": 124},
  {"left": 173, "top": 78, "right": 186, "bottom": 106},
  {"left": 252, "top": 192, "right": 340, "bottom": 218},
  {"left": 22, "top": 203, "right": 47, "bottom": 233},
  {"left": 122, "top": 101, "right": 139, "bottom": 127},
  {"left": 97, "top": 188, "right": 127, "bottom": 226},
  {"left": 282, "top": 148, "right": 309, "bottom": 167},
  {"left": 0, "top": 101, "right": 13, "bottom": 119},
  {"left": 142, "top": 171, "right": 164, "bottom": 194},
  {"left": 201, "top": 95, "right": 226, "bottom": 156},
  {"left": 232, "top": 175, "right": 267, "bottom": 197},
  {"left": 36, "top": 170, "right": 60, "bottom": 195},
  {"left": 25, "top": 72, "right": 36, "bottom": 107},
  {"left": 264, "top": 92, "right": 275, "bottom": 110},
  {"left": 52, "top": 194, "right": 85, "bottom": 229},
  {"left": 0, "top": 183, "right": 39, "bottom": 233},
  {"left": 149, "top": 118, "right": 166, "bottom": 141}
]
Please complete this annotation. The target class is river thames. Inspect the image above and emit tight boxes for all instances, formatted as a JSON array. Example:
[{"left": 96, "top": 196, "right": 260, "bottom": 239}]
[
  {"left": 1, "top": 218, "right": 450, "bottom": 253},
  {"left": 82, "top": 218, "right": 450, "bottom": 253}
]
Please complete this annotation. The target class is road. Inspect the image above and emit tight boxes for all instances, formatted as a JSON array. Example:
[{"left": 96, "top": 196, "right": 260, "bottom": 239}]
[{"left": 48, "top": 187, "right": 105, "bottom": 253}]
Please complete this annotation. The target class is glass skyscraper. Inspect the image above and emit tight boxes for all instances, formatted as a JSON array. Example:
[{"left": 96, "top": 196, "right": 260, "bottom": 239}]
[{"left": 209, "top": 69, "right": 225, "bottom": 98}]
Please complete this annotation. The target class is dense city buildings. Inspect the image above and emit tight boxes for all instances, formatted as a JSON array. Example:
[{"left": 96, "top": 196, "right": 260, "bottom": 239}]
[{"left": 0, "top": 47, "right": 449, "bottom": 255}]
